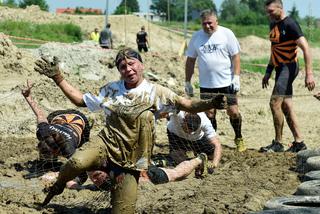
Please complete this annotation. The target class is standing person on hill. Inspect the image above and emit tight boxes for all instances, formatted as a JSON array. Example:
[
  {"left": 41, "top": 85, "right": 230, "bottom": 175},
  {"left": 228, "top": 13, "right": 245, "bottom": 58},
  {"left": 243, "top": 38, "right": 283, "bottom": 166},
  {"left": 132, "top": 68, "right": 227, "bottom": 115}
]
[
  {"left": 90, "top": 28, "right": 100, "bottom": 42},
  {"left": 136, "top": 26, "right": 149, "bottom": 52},
  {"left": 185, "top": 9, "right": 246, "bottom": 152},
  {"left": 34, "top": 48, "right": 226, "bottom": 213},
  {"left": 99, "top": 23, "right": 113, "bottom": 49},
  {"left": 260, "top": 0, "right": 315, "bottom": 153}
]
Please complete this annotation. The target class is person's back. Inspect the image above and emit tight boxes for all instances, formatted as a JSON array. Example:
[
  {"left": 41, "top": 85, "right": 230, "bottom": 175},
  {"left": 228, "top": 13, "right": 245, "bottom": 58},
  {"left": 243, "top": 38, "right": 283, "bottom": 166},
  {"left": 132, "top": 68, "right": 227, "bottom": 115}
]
[
  {"left": 136, "top": 26, "right": 148, "bottom": 52},
  {"left": 99, "top": 24, "right": 112, "bottom": 49},
  {"left": 137, "top": 31, "right": 147, "bottom": 45},
  {"left": 37, "top": 109, "right": 90, "bottom": 159}
]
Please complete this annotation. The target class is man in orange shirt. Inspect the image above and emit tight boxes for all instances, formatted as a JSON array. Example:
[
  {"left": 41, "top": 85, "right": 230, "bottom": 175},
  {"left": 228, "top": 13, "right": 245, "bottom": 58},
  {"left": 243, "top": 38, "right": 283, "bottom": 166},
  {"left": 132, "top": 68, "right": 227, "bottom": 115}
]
[{"left": 260, "top": 0, "right": 315, "bottom": 153}]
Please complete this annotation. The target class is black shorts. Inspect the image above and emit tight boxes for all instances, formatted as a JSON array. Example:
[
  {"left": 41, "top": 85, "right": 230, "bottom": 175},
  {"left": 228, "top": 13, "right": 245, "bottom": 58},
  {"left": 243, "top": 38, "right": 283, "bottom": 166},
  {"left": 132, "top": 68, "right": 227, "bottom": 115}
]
[
  {"left": 138, "top": 44, "right": 148, "bottom": 52},
  {"left": 167, "top": 129, "right": 214, "bottom": 156},
  {"left": 200, "top": 85, "right": 238, "bottom": 106},
  {"left": 147, "top": 165, "right": 169, "bottom": 184},
  {"left": 274, "top": 62, "right": 299, "bottom": 96}
]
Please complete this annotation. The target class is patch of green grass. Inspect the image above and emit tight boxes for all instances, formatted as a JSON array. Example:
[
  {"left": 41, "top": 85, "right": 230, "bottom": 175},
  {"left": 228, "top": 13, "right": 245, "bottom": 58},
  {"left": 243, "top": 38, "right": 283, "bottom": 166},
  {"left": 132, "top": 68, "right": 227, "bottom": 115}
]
[
  {"left": 301, "top": 26, "right": 320, "bottom": 47},
  {"left": 156, "top": 21, "right": 320, "bottom": 47},
  {"left": 242, "top": 57, "right": 320, "bottom": 74},
  {"left": 242, "top": 58, "right": 268, "bottom": 73},
  {"left": 0, "top": 20, "right": 83, "bottom": 48}
]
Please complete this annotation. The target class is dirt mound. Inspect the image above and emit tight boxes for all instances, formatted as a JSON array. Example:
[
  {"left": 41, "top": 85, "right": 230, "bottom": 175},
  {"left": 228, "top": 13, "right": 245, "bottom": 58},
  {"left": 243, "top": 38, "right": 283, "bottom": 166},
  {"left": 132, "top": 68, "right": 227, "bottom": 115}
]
[
  {"left": 239, "top": 35, "right": 270, "bottom": 59},
  {"left": 0, "top": 6, "right": 185, "bottom": 53},
  {"left": 0, "top": 35, "right": 186, "bottom": 138},
  {"left": 0, "top": 33, "right": 34, "bottom": 77}
]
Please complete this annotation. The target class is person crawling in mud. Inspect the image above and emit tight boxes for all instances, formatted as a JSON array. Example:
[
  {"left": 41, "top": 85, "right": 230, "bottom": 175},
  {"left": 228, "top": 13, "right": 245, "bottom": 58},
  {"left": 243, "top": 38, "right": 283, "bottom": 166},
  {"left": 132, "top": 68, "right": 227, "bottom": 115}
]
[
  {"left": 87, "top": 153, "right": 210, "bottom": 190},
  {"left": 34, "top": 48, "right": 226, "bottom": 213},
  {"left": 167, "top": 111, "right": 222, "bottom": 175},
  {"left": 21, "top": 80, "right": 91, "bottom": 188}
]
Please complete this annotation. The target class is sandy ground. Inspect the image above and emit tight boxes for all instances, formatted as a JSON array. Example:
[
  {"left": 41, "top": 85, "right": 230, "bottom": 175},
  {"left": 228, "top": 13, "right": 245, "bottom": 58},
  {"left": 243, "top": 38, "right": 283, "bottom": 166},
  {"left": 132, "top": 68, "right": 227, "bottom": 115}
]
[{"left": 1, "top": 6, "right": 320, "bottom": 214}]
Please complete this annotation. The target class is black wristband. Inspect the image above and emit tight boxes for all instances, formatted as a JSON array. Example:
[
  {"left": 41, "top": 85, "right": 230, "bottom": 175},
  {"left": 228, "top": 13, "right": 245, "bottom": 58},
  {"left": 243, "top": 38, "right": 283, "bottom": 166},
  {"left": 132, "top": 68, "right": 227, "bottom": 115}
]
[{"left": 265, "top": 64, "right": 274, "bottom": 74}]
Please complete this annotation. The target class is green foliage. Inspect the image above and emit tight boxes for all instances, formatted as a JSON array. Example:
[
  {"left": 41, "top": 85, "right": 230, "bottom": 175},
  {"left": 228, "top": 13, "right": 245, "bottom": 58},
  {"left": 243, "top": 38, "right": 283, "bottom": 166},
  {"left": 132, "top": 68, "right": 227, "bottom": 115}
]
[
  {"left": 150, "top": 0, "right": 173, "bottom": 20},
  {"left": 1, "top": 0, "right": 17, "bottom": 7},
  {"left": 74, "top": 7, "right": 100, "bottom": 15},
  {"left": 242, "top": 56, "right": 320, "bottom": 74},
  {"left": 150, "top": 0, "right": 216, "bottom": 22},
  {"left": 240, "top": 0, "right": 265, "bottom": 15},
  {"left": 220, "top": 0, "right": 268, "bottom": 25},
  {"left": 0, "top": 20, "right": 83, "bottom": 48},
  {"left": 220, "top": 0, "right": 239, "bottom": 22},
  {"left": 114, "top": 0, "right": 139, "bottom": 14},
  {"left": 190, "top": 0, "right": 217, "bottom": 15},
  {"left": 241, "top": 58, "right": 269, "bottom": 73},
  {"left": 288, "top": 4, "right": 300, "bottom": 22},
  {"left": 18, "top": 0, "right": 49, "bottom": 11}
]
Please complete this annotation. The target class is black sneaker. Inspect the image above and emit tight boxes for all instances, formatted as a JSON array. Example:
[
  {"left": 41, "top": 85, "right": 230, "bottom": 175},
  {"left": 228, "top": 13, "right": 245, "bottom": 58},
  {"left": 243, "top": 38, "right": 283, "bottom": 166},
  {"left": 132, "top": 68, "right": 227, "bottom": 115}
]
[
  {"left": 286, "top": 141, "right": 307, "bottom": 153},
  {"left": 259, "top": 140, "right": 284, "bottom": 153},
  {"left": 153, "top": 159, "right": 168, "bottom": 167}
]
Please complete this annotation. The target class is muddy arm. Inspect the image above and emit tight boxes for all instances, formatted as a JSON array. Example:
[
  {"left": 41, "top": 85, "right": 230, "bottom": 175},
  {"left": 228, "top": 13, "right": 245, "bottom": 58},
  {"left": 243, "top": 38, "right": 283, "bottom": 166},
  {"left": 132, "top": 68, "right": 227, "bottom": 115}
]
[{"left": 21, "top": 80, "right": 48, "bottom": 124}]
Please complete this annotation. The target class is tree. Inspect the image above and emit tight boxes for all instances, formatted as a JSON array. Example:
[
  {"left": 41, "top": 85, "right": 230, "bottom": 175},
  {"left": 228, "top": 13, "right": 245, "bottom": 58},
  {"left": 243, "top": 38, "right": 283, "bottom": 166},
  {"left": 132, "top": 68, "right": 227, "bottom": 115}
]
[
  {"left": 220, "top": 0, "right": 240, "bottom": 22},
  {"left": 150, "top": 0, "right": 217, "bottom": 21},
  {"left": 190, "top": 0, "right": 217, "bottom": 17},
  {"left": 150, "top": 0, "right": 173, "bottom": 20},
  {"left": 240, "top": 0, "right": 265, "bottom": 15},
  {"left": 19, "top": 0, "right": 49, "bottom": 11},
  {"left": 288, "top": 4, "right": 300, "bottom": 22},
  {"left": 114, "top": 0, "right": 139, "bottom": 14},
  {"left": 220, "top": 0, "right": 268, "bottom": 25},
  {"left": 2, "top": 0, "right": 17, "bottom": 7}
]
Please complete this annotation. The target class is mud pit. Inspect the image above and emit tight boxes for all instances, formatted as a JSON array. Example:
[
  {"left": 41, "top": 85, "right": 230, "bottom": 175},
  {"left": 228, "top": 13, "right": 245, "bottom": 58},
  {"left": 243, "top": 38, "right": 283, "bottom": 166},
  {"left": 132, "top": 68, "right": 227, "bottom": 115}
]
[
  {"left": 1, "top": 6, "right": 320, "bottom": 214},
  {"left": 0, "top": 137, "right": 299, "bottom": 213}
]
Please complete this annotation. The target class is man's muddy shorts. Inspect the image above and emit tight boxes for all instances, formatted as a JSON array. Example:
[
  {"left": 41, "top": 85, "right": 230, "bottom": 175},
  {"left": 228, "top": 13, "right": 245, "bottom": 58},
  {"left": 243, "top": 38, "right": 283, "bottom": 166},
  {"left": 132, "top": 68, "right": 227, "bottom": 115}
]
[
  {"left": 147, "top": 165, "right": 169, "bottom": 184},
  {"left": 167, "top": 129, "right": 215, "bottom": 156},
  {"left": 200, "top": 85, "right": 237, "bottom": 107},
  {"left": 274, "top": 62, "right": 299, "bottom": 96}
]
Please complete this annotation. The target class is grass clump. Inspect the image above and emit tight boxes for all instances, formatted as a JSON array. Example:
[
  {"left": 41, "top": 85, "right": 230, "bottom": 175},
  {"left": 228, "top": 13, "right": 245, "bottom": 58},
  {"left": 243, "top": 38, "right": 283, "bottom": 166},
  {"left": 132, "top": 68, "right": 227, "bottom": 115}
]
[{"left": 0, "top": 20, "right": 83, "bottom": 48}]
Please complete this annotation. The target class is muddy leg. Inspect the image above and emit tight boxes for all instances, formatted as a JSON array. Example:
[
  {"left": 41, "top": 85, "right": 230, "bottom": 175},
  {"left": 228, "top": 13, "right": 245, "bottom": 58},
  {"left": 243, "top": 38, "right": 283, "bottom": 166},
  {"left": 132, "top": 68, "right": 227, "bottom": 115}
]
[
  {"left": 111, "top": 172, "right": 139, "bottom": 214},
  {"left": 42, "top": 136, "right": 108, "bottom": 206}
]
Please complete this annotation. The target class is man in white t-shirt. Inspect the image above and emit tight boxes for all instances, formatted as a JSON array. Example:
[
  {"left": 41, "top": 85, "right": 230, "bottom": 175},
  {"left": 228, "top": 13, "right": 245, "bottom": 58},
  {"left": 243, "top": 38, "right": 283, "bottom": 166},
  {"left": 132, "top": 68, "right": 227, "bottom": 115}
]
[
  {"left": 34, "top": 48, "right": 227, "bottom": 213},
  {"left": 167, "top": 111, "right": 221, "bottom": 173},
  {"left": 185, "top": 9, "right": 246, "bottom": 152}
]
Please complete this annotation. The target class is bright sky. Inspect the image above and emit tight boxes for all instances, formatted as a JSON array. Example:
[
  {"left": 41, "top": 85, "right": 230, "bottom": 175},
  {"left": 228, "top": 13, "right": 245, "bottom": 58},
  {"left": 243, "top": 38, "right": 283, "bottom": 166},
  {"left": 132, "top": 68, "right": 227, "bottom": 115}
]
[{"left": 46, "top": 0, "right": 320, "bottom": 18}]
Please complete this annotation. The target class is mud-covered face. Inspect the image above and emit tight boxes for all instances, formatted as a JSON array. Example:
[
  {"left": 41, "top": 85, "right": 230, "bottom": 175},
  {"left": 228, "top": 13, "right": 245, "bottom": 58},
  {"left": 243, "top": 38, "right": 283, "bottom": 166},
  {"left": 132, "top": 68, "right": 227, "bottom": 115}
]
[
  {"left": 88, "top": 170, "right": 109, "bottom": 187},
  {"left": 118, "top": 58, "right": 144, "bottom": 89},
  {"left": 201, "top": 15, "right": 218, "bottom": 35},
  {"left": 265, "top": 2, "right": 283, "bottom": 21},
  {"left": 181, "top": 119, "right": 199, "bottom": 134},
  {"left": 38, "top": 132, "right": 64, "bottom": 156}
]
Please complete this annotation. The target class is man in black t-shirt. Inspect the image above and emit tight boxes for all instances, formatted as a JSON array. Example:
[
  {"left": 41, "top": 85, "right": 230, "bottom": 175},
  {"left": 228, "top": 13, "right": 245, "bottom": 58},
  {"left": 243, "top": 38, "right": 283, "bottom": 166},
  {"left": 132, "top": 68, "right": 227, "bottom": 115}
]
[
  {"left": 136, "top": 26, "right": 149, "bottom": 52},
  {"left": 260, "top": 0, "right": 315, "bottom": 153}
]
